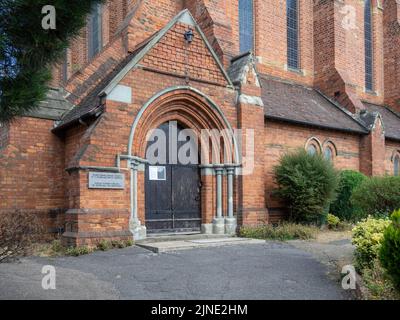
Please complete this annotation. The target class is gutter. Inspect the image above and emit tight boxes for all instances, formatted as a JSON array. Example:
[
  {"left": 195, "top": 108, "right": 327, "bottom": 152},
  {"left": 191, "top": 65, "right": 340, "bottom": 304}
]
[{"left": 264, "top": 114, "right": 369, "bottom": 135}]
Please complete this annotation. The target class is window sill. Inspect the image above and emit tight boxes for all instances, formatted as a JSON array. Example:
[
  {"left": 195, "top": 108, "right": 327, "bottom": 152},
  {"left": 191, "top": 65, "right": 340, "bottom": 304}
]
[
  {"left": 365, "top": 89, "right": 377, "bottom": 96},
  {"left": 287, "top": 66, "right": 304, "bottom": 76}
]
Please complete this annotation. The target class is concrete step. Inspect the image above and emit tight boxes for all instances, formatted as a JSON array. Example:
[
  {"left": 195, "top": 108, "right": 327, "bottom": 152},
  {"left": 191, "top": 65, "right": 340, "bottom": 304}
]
[
  {"left": 137, "top": 232, "right": 229, "bottom": 244},
  {"left": 135, "top": 237, "right": 265, "bottom": 253}
]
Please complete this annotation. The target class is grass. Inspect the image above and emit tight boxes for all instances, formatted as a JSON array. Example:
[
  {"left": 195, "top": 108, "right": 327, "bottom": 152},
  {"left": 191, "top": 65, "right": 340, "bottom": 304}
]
[
  {"left": 33, "top": 239, "right": 134, "bottom": 257},
  {"left": 239, "top": 223, "right": 319, "bottom": 241},
  {"left": 359, "top": 259, "right": 400, "bottom": 300}
]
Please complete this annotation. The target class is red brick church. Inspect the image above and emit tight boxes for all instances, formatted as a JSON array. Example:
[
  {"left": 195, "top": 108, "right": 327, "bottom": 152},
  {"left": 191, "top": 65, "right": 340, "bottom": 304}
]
[{"left": 1, "top": 0, "right": 399, "bottom": 246}]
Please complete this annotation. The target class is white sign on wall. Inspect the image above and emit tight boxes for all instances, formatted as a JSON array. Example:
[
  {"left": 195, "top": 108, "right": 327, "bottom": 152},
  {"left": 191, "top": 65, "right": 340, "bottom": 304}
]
[
  {"left": 88, "top": 172, "right": 125, "bottom": 189},
  {"left": 149, "top": 166, "right": 166, "bottom": 181}
]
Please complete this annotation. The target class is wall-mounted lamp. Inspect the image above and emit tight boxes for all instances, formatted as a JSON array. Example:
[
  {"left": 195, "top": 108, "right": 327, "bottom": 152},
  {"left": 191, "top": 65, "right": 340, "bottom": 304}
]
[{"left": 184, "top": 29, "right": 194, "bottom": 44}]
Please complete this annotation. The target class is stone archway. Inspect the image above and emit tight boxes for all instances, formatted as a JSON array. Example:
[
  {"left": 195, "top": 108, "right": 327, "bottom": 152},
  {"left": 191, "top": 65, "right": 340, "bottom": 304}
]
[{"left": 126, "top": 86, "right": 239, "bottom": 239}]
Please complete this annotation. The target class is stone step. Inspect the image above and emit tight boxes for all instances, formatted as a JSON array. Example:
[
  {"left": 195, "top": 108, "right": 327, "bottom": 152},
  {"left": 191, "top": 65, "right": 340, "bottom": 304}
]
[
  {"left": 135, "top": 237, "right": 265, "bottom": 253},
  {"left": 137, "top": 232, "right": 229, "bottom": 244}
]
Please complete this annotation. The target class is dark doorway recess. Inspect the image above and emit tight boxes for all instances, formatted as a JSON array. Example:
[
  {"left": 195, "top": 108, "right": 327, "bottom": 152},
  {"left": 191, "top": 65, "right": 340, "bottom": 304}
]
[{"left": 145, "top": 121, "right": 201, "bottom": 233}]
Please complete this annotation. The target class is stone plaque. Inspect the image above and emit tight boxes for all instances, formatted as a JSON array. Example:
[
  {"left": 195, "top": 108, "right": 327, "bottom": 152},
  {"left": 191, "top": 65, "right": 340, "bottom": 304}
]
[{"left": 88, "top": 172, "right": 125, "bottom": 189}]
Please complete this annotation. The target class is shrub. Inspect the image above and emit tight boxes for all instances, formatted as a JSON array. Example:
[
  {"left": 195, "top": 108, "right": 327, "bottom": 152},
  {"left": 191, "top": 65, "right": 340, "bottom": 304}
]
[
  {"left": 97, "top": 240, "right": 113, "bottom": 251},
  {"left": 380, "top": 210, "right": 400, "bottom": 289},
  {"left": 361, "top": 259, "right": 400, "bottom": 300},
  {"left": 97, "top": 239, "right": 134, "bottom": 251},
  {"left": 0, "top": 211, "right": 44, "bottom": 262},
  {"left": 274, "top": 149, "right": 339, "bottom": 224},
  {"left": 352, "top": 217, "right": 390, "bottom": 269},
  {"left": 351, "top": 176, "right": 400, "bottom": 218},
  {"left": 330, "top": 170, "right": 367, "bottom": 221},
  {"left": 65, "top": 246, "right": 93, "bottom": 257},
  {"left": 327, "top": 214, "right": 341, "bottom": 229},
  {"left": 239, "top": 223, "right": 318, "bottom": 241}
]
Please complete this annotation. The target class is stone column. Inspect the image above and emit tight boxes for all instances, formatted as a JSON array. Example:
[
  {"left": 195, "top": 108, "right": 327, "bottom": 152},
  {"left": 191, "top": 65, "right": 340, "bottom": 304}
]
[
  {"left": 129, "top": 160, "right": 146, "bottom": 240},
  {"left": 212, "top": 167, "right": 225, "bottom": 234},
  {"left": 225, "top": 167, "right": 237, "bottom": 235}
]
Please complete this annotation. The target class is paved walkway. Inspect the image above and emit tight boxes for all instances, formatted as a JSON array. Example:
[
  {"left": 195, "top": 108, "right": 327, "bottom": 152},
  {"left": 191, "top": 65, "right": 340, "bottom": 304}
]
[{"left": 0, "top": 240, "right": 352, "bottom": 300}]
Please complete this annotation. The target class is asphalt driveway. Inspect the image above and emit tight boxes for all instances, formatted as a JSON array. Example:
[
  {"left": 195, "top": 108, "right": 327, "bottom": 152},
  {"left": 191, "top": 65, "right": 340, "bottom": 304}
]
[{"left": 0, "top": 242, "right": 352, "bottom": 300}]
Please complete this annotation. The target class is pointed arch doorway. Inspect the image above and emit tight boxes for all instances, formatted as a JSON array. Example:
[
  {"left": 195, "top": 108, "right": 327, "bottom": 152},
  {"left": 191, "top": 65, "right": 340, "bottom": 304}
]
[{"left": 145, "top": 121, "right": 202, "bottom": 234}]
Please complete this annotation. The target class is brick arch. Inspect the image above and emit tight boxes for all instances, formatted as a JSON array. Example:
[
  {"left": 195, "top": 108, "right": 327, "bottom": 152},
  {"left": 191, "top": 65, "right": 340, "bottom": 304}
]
[
  {"left": 305, "top": 137, "right": 323, "bottom": 154},
  {"left": 322, "top": 139, "right": 338, "bottom": 157},
  {"left": 391, "top": 149, "right": 400, "bottom": 161},
  {"left": 128, "top": 86, "right": 239, "bottom": 164}
]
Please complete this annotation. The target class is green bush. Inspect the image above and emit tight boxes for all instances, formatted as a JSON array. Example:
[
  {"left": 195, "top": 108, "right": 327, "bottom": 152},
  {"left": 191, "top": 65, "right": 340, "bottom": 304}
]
[
  {"left": 65, "top": 246, "right": 93, "bottom": 257},
  {"left": 352, "top": 217, "right": 390, "bottom": 269},
  {"left": 330, "top": 170, "right": 367, "bottom": 221},
  {"left": 274, "top": 149, "right": 339, "bottom": 224},
  {"left": 380, "top": 210, "right": 400, "bottom": 289},
  {"left": 97, "top": 240, "right": 113, "bottom": 251},
  {"left": 97, "top": 239, "right": 134, "bottom": 251},
  {"left": 327, "top": 214, "right": 341, "bottom": 229},
  {"left": 351, "top": 176, "right": 400, "bottom": 218},
  {"left": 239, "top": 223, "right": 318, "bottom": 241}
]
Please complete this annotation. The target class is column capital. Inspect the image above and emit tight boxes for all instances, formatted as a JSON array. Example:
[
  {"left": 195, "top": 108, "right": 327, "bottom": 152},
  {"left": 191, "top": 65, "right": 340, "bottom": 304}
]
[
  {"left": 214, "top": 167, "right": 225, "bottom": 174},
  {"left": 226, "top": 167, "right": 236, "bottom": 175},
  {"left": 130, "top": 159, "right": 140, "bottom": 170}
]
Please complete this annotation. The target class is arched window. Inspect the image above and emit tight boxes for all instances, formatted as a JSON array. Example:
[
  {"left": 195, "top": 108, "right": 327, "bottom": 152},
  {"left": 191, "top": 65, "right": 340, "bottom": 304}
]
[
  {"left": 324, "top": 147, "right": 333, "bottom": 162},
  {"left": 239, "top": 0, "right": 254, "bottom": 53},
  {"left": 307, "top": 144, "right": 318, "bottom": 156},
  {"left": 364, "top": 0, "right": 373, "bottom": 91},
  {"left": 305, "top": 137, "right": 322, "bottom": 156},
  {"left": 394, "top": 155, "right": 400, "bottom": 176},
  {"left": 322, "top": 141, "right": 337, "bottom": 162},
  {"left": 88, "top": 3, "right": 103, "bottom": 59},
  {"left": 287, "top": 0, "right": 299, "bottom": 69}
]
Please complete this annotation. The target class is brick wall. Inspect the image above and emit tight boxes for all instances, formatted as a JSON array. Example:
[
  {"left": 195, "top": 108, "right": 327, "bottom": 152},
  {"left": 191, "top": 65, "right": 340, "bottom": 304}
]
[
  {"left": 51, "top": 0, "right": 398, "bottom": 110},
  {"left": 313, "top": 0, "right": 385, "bottom": 113},
  {"left": 359, "top": 116, "right": 386, "bottom": 176},
  {"left": 255, "top": 0, "right": 314, "bottom": 86},
  {"left": 383, "top": 0, "right": 400, "bottom": 112},
  {"left": 140, "top": 22, "right": 228, "bottom": 86},
  {"left": 185, "top": 0, "right": 238, "bottom": 67},
  {"left": 0, "top": 118, "right": 65, "bottom": 234}
]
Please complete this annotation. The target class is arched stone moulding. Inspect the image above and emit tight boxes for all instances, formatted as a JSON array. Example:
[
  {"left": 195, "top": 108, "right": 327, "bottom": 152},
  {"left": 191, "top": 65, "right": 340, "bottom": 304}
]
[{"left": 122, "top": 86, "right": 241, "bottom": 239}]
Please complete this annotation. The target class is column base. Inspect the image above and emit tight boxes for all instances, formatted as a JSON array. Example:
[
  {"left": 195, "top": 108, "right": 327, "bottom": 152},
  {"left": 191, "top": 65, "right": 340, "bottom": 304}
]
[
  {"left": 130, "top": 220, "right": 147, "bottom": 241},
  {"left": 225, "top": 217, "right": 237, "bottom": 235},
  {"left": 212, "top": 218, "right": 225, "bottom": 235},
  {"left": 201, "top": 223, "right": 213, "bottom": 234}
]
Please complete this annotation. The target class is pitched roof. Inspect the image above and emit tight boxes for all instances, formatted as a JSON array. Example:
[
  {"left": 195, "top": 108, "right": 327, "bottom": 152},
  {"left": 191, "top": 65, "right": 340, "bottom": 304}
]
[
  {"left": 54, "top": 39, "right": 152, "bottom": 130},
  {"left": 26, "top": 88, "right": 73, "bottom": 121},
  {"left": 54, "top": 9, "right": 232, "bottom": 132},
  {"left": 363, "top": 102, "right": 400, "bottom": 141},
  {"left": 227, "top": 51, "right": 253, "bottom": 85},
  {"left": 261, "top": 76, "right": 368, "bottom": 134}
]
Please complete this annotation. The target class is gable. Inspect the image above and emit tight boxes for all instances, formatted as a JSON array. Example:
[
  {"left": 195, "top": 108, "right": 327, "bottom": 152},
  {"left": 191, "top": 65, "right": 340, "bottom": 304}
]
[
  {"left": 55, "top": 10, "right": 233, "bottom": 132},
  {"left": 140, "top": 21, "right": 228, "bottom": 86},
  {"left": 101, "top": 9, "right": 232, "bottom": 96}
]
